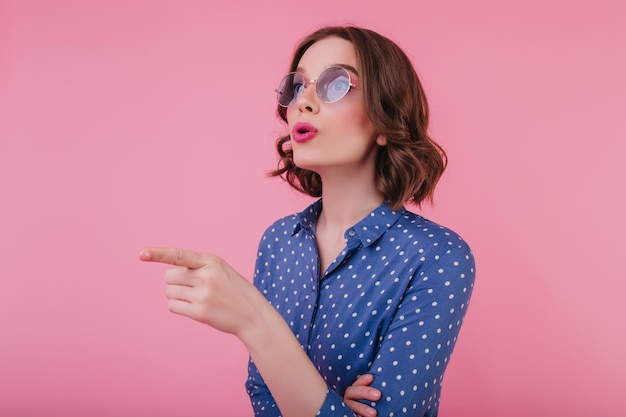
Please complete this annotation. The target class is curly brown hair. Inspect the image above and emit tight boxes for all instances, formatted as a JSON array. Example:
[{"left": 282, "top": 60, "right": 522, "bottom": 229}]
[{"left": 269, "top": 26, "right": 447, "bottom": 211}]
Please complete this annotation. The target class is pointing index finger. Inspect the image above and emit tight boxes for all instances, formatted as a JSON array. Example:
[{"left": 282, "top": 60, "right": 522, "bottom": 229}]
[{"left": 139, "top": 247, "right": 208, "bottom": 269}]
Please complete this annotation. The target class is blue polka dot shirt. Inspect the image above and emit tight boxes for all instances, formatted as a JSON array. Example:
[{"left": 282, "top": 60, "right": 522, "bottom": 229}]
[{"left": 246, "top": 200, "right": 475, "bottom": 416}]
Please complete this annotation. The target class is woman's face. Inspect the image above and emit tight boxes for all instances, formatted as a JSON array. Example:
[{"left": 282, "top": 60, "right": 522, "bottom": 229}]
[{"left": 286, "top": 36, "right": 385, "bottom": 178}]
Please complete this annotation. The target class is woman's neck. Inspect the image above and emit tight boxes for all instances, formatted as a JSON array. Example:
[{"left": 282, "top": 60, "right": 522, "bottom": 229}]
[{"left": 316, "top": 171, "right": 384, "bottom": 233}]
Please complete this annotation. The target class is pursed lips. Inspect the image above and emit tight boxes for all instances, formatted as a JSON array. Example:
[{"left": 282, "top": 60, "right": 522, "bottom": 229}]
[{"left": 291, "top": 122, "right": 318, "bottom": 143}]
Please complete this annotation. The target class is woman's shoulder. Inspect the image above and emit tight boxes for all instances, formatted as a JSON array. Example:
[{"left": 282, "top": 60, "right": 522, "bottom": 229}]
[
  {"left": 263, "top": 212, "right": 300, "bottom": 232},
  {"left": 387, "top": 210, "right": 476, "bottom": 295},
  {"left": 260, "top": 200, "right": 321, "bottom": 239},
  {"left": 396, "top": 209, "right": 471, "bottom": 247},
  {"left": 394, "top": 209, "right": 475, "bottom": 271}
]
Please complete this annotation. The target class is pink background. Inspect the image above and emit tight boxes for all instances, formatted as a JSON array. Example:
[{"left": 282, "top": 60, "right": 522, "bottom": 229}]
[{"left": 1, "top": 1, "right": 625, "bottom": 416}]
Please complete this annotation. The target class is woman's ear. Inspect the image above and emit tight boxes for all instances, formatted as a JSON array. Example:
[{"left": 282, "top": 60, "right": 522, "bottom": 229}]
[{"left": 376, "top": 135, "right": 387, "bottom": 146}]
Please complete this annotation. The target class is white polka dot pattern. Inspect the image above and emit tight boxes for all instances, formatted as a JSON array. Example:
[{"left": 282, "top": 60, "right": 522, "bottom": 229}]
[{"left": 246, "top": 200, "right": 475, "bottom": 417}]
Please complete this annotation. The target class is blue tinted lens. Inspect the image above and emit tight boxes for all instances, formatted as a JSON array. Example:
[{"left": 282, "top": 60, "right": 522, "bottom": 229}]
[
  {"left": 276, "top": 73, "right": 304, "bottom": 106},
  {"left": 317, "top": 67, "right": 351, "bottom": 103}
]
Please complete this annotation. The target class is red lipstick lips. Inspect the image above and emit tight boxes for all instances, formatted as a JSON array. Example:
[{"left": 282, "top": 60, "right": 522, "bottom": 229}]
[{"left": 292, "top": 122, "right": 318, "bottom": 143}]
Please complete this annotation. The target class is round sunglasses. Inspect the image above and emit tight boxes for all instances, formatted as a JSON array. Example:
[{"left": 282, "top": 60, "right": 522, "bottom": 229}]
[{"left": 275, "top": 66, "right": 359, "bottom": 107}]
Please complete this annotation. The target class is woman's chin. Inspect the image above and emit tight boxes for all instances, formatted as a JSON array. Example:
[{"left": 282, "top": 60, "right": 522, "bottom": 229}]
[{"left": 292, "top": 158, "right": 323, "bottom": 173}]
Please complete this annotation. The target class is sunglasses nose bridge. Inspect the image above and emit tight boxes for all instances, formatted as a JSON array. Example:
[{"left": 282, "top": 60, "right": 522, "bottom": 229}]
[
  {"left": 307, "top": 78, "right": 329, "bottom": 102},
  {"left": 297, "top": 78, "right": 320, "bottom": 102},
  {"left": 302, "top": 78, "right": 316, "bottom": 91}
]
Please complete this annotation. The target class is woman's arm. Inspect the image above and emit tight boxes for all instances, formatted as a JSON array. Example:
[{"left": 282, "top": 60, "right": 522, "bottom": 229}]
[
  {"left": 344, "top": 240, "right": 476, "bottom": 416},
  {"left": 139, "top": 247, "right": 328, "bottom": 417},
  {"left": 238, "top": 282, "right": 329, "bottom": 416}
]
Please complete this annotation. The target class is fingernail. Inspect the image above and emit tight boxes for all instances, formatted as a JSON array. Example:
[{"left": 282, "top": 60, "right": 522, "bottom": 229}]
[{"left": 139, "top": 250, "right": 152, "bottom": 260}]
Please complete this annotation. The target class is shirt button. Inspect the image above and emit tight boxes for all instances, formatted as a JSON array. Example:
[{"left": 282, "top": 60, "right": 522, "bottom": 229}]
[{"left": 348, "top": 230, "right": 356, "bottom": 237}]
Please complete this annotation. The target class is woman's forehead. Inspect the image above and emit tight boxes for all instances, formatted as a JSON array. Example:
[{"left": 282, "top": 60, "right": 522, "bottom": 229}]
[{"left": 296, "top": 37, "right": 358, "bottom": 77}]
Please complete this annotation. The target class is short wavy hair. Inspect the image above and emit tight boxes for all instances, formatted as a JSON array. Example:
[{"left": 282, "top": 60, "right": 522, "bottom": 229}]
[{"left": 269, "top": 26, "right": 447, "bottom": 211}]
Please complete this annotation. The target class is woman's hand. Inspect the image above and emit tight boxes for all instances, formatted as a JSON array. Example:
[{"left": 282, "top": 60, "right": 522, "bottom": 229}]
[
  {"left": 344, "top": 374, "right": 381, "bottom": 417},
  {"left": 139, "top": 247, "right": 263, "bottom": 337},
  {"left": 141, "top": 248, "right": 330, "bottom": 417}
]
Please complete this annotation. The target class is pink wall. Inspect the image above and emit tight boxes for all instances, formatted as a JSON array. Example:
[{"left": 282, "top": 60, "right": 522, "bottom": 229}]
[{"left": 1, "top": 1, "right": 625, "bottom": 416}]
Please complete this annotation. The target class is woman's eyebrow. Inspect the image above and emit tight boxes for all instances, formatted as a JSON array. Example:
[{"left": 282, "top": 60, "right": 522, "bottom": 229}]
[{"left": 335, "top": 64, "right": 359, "bottom": 76}]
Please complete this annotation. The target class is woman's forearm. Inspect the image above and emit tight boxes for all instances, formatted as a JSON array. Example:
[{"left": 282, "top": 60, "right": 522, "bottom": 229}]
[{"left": 239, "top": 299, "right": 329, "bottom": 417}]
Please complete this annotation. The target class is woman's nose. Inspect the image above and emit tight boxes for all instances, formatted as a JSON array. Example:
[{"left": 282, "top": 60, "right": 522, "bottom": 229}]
[{"left": 296, "top": 82, "right": 319, "bottom": 113}]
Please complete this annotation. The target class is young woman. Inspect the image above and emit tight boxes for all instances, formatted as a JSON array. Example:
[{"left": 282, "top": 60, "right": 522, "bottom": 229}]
[{"left": 140, "top": 26, "right": 475, "bottom": 417}]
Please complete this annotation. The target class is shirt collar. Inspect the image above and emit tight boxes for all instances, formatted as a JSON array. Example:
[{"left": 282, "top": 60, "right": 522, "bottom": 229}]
[
  {"left": 293, "top": 199, "right": 406, "bottom": 247},
  {"left": 293, "top": 199, "right": 323, "bottom": 235}
]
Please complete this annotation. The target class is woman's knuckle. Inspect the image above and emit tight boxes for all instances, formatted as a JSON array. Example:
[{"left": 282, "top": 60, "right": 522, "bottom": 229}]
[{"left": 174, "top": 249, "right": 184, "bottom": 266}]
